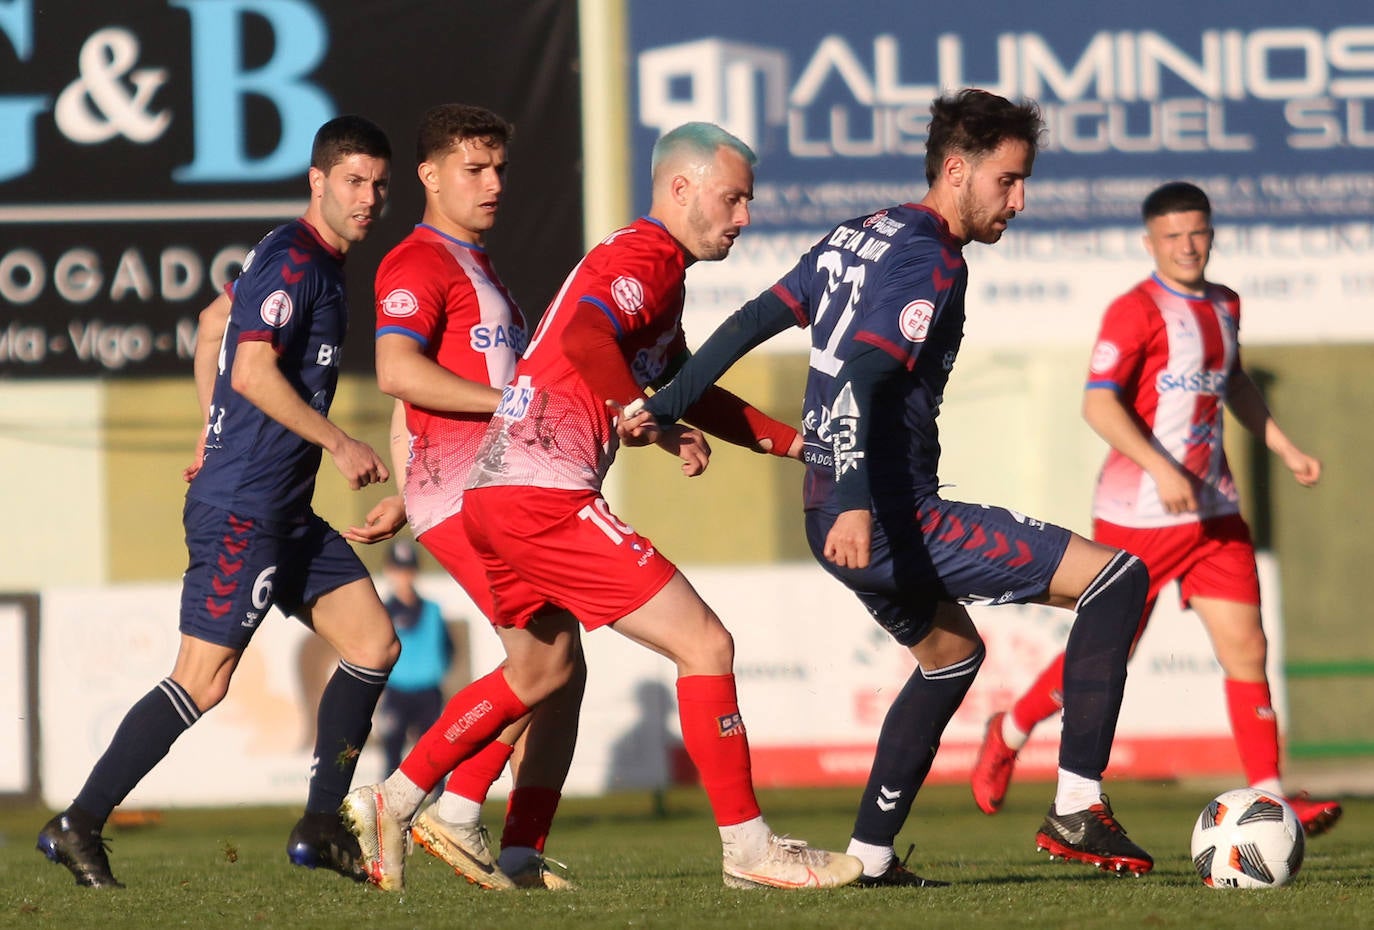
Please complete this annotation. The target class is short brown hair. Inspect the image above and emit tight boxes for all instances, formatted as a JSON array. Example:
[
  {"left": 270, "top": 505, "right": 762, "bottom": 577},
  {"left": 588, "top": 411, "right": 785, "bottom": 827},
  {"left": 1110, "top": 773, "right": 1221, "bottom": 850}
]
[
  {"left": 416, "top": 104, "right": 513, "bottom": 165},
  {"left": 310, "top": 115, "right": 391, "bottom": 172}
]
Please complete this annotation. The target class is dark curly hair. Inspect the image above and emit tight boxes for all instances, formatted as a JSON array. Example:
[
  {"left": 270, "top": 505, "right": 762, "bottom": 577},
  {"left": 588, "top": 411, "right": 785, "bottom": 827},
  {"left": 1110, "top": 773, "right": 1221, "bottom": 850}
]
[
  {"left": 924, "top": 89, "right": 1044, "bottom": 185},
  {"left": 416, "top": 104, "right": 513, "bottom": 165}
]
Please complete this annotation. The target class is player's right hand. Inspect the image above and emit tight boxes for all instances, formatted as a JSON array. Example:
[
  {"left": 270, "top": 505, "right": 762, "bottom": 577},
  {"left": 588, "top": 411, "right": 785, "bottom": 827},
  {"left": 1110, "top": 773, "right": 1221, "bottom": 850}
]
[
  {"left": 824, "top": 509, "right": 873, "bottom": 569},
  {"left": 182, "top": 429, "right": 208, "bottom": 483},
  {"left": 608, "top": 397, "right": 661, "bottom": 446},
  {"left": 1152, "top": 466, "right": 1198, "bottom": 514},
  {"left": 330, "top": 435, "right": 390, "bottom": 490}
]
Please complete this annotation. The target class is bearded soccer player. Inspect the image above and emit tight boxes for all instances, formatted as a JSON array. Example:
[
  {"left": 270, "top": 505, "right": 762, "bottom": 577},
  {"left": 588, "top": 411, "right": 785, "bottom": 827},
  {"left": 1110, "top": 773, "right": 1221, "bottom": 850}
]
[
  {"left": 350, "top": 103, "right": 586, "bottom": 890},
  {"left": 342, "top": 121, "right": 863, "bottom": 892},
  {"left": 38, "top": 116, "right": 398, "bottom": 888},
  {"left": 971, "top": 181, "right": 1341, "bottom": 837},
  {"left": 631, "top": 89, "right": 1157, "bottom": 881}
]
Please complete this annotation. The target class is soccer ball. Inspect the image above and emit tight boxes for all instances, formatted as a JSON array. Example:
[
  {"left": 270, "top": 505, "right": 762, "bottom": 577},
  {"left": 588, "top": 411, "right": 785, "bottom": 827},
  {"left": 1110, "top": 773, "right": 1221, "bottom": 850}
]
[{"left": 1190, "top": 788, "right": 1304, "bottom": 888}]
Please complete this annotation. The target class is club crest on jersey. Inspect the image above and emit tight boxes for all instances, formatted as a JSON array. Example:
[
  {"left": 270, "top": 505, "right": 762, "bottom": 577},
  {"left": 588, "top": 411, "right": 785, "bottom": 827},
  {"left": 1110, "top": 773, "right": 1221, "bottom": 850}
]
[
  {"left": 380, "top": 288, "right": 419, "bottom": 318},
  {"left": 611, "top": 275, "right": 645, "bottom": 315},
  {"left": 899, "top": 299, "right": 935, "bottom": 343},
  {"left": 260, "top": 290, "right": 293, "bottom": 328},
  {"left": 717, "top": 712, "right": 745, "bottom": 738},
  {"left": 1090, "top": 341, "right": 1120, "bottom": 374}
]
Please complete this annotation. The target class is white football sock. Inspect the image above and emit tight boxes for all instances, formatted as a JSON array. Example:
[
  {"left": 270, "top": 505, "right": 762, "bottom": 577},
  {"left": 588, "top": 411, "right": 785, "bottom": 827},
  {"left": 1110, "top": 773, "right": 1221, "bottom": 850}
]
[
  {"left": 381, "top": 770, "right": 428, "bottom": 821},
  {"left": 846, "top": 837, "right": 894, "bottom": 877},
  {"left": 1002, "top": 713, "right": 1030, "bottom": 752},
  {"left": 432, "top": 791, "right": 484, "bottom": 826},
  {"left": 1053, "top": 768, "right": 1101, "bottom": 815},
  {"left": 719, "top": 816, "right": 770, "bottom": 863}
]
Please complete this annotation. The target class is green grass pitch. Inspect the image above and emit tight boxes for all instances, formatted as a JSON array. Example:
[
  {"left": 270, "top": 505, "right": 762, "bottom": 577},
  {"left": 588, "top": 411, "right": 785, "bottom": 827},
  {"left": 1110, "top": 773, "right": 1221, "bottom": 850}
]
[{"left": 4, "top": 782, "right": 1371, "bottom": 930}]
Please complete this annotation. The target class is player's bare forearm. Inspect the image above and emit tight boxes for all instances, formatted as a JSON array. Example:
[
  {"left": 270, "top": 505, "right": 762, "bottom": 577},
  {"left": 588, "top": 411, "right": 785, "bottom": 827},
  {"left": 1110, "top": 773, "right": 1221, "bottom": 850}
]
[
  {"left": 193, "top": 293, "right": 231, "bottom": 423},
  {"left": 375, "top": 333, "right": 501, "bottom": 414},
  {"left": 1083, "top": 386, "right": 1194, "bottom": 509},
  {"left": 1224, "top": 370, "right": 1321, "bottom": 487},
  {"left": 232, "top": 342, "right": 388, "bottom": 489},
  {"left": 184, "top": 293, "right": 232, "bottom": 482}
]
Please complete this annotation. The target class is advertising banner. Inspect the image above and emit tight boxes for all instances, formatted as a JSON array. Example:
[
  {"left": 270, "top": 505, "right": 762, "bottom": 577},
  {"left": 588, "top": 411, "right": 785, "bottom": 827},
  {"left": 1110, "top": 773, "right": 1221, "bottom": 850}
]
[
  {"left": 627, "top": 2, "right": 1374, "bottom": 348},
  {"left": 39, "top": 564, "right": 1280, "bottom": 807},
  {"left": 1, "top": 0, "right": 581, "bottom": 377}
]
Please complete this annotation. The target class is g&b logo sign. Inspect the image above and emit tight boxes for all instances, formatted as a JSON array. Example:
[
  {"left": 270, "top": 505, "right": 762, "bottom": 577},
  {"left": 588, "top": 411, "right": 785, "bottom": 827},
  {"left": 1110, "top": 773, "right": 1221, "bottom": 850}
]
[
  {"left": 2, "top": 0, "right": 333, "bottom": 186},
  {"left": 0, "top": 0, "right": 337, "bottom": 375}
]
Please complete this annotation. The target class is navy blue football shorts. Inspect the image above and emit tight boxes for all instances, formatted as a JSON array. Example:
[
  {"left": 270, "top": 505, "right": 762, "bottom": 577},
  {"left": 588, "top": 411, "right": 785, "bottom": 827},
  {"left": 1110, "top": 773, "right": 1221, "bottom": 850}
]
[
  {"left": 179, "top": 499, "right": 370, "bottom": 649},
  {"left": 806, "top": 496, "right": 1072, "bottom": 646}
]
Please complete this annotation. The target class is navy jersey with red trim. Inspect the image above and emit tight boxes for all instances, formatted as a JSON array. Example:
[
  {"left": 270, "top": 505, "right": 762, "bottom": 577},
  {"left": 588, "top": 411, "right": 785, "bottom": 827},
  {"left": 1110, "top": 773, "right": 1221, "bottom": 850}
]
[
  {"left": 188, "top": 219, "right": 349, "bottom": 521},
  {"left": 773, "top": 204, "right": 968, "bottom": 512}
]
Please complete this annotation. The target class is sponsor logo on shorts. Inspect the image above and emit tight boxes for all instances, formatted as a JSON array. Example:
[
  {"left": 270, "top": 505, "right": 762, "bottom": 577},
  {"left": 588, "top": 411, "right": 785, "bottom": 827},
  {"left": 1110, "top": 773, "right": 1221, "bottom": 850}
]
[
  {"left": 380, "top": 288, "right": 419, "bottom": 318},
  {"left": 717, "top": 712, "right": 746, "bottom": 738},
  {"left": 611, "top": 275, "right": 645, "bottom": 314},
  {"left": 260, "top": 289, "right": 293, "bottom": 327}
]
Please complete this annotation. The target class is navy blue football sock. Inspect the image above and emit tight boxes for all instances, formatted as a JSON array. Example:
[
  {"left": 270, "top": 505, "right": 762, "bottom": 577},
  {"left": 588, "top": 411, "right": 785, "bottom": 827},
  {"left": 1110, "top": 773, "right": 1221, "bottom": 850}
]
[
  {"left": 306, "top": 660, "right": 388, "bottom": 814},
  {"left": 850, "top": 643, "right": 984, "bottom": 847},
  {"left": 1059, "top": 552, "right": 1149, "bottom": 780},
  {"left": 73, "top": 678, "right": 201, "bottom": 825}
]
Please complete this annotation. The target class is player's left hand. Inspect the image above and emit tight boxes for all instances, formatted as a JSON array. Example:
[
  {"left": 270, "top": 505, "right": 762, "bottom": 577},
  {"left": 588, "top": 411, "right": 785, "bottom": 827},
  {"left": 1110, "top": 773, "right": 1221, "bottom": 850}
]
[
  {"left": 824, "top": 508, "right": 873, "bottom": 569},
  {"left": 1282, "top": 448, "right": 1322, "bottom": 487},
  {"left": 343, "top": 494, "right": 408, "bottom": 543},
  {"left": 657, "top": 425, "right": 711, "bottom": 477}
]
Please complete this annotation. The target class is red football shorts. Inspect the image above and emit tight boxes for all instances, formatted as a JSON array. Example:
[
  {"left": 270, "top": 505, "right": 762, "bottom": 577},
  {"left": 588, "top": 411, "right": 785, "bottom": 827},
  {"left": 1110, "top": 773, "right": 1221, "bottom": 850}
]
[
  {"left": 417, "top": 510, "right": 495, "bottom": 621},
  {"left": 1094, "top": 513, "right": 1260, "bottom": 611},
  {"left": 462, "top": 485, "right": 678, "bottom": 630}
]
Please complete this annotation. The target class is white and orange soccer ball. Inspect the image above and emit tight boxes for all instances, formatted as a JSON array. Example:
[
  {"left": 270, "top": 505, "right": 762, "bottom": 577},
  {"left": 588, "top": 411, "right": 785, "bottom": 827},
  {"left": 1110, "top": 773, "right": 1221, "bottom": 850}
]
[{"left": 1191, "top": 788, "right": 1305, "bottom": 889}]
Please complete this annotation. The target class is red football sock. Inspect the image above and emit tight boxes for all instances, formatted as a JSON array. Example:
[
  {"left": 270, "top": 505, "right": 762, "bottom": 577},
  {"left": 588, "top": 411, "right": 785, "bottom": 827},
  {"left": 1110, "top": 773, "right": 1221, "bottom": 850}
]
[
  {"left": 399, "top": 669, "right": 529, "bottom": 792},
  {"left": 445, "top": 739, "right": 515, "bottom": 804},
  {"left": 1011, "top": 653, "right": 1066, "bottom": 735},
  {"left": 1225, "top": 678, "right": 1281, "bottom": 785},
  {"left": 677, "top": 674, "right": 760, "bottom": 827},
  {"left": 502, "top": 785, "right": 562, "bottom": 853}
]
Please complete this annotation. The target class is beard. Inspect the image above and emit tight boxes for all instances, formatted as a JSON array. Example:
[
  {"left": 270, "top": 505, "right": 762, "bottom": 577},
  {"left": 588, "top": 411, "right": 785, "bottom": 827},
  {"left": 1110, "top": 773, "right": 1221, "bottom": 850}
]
[
  {"left": 686, "top": 201, "right": 732, "bottom": 261},
  {"left": 958, "top": 185, "right": 1011, "bottom": 244}
]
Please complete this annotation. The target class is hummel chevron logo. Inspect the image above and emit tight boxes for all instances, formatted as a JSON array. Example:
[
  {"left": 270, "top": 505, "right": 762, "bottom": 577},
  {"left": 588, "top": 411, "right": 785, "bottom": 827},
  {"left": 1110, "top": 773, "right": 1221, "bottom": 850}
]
[{"left": 876, "top": 785, "right": 902, "bottom": 812}]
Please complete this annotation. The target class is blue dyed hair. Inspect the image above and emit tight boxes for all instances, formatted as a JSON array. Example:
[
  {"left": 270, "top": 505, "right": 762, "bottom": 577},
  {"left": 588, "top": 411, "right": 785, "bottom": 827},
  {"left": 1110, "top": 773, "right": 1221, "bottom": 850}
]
[{"left": 651, "top": 122, "right": 756, "bottom": 183}]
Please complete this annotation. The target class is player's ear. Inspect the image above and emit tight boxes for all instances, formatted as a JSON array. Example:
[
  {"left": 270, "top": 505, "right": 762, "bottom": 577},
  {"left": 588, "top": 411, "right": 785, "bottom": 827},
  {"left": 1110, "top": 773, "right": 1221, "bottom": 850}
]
[
  {"left": 670, "top": 172, "right": 691, "bottom": 206},
  {"left": 417, "top": 160, "right": 439, "bottom": 192},
  {"left": 308, "top": 165, "right": 326, "bottom": 199},
  {"left": 944, "top": 153, "right": 966, "bottom": 188}
]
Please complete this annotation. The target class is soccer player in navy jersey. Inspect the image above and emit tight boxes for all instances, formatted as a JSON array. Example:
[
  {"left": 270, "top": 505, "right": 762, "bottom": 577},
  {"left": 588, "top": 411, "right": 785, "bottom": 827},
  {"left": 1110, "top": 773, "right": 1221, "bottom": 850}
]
[
  {"left": 38, "top": 116, "right": 399, "bottom": 888},
  {"left": 630, "top": 89, "right": 1156, "bottom": 881}
]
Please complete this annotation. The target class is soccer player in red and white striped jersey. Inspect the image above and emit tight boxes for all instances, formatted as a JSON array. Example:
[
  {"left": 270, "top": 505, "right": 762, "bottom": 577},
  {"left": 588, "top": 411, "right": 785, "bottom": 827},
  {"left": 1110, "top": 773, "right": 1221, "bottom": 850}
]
[{"left": 973, "top": 181, "right": 1341, "bottom": 837}]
